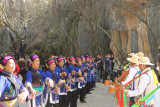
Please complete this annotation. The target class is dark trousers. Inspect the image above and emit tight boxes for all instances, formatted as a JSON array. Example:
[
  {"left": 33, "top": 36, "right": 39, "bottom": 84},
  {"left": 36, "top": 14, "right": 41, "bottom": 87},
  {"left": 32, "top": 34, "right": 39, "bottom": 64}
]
[
  {"left": 83, "top": 86, "right": 86, "bottom": 97},
  {"left": 79, "top": 87, "right": 85, "bottom": 101},
  {"left": 129, "top": 97, "right": 135, "bottom": 107},
  {"left": 104, "top": 67, "right": 114, "bottom": 82},
  {"left": 85, "top": 82, "right": 92, "bottom": 94},
  {"left": 66, "top": 91, "right": 78, "bottom": 107},
  {"left": 91, "top": 81, "right": 96, "bottom": 88},
  {"left": 59, "top": 95, "right": 68, "bottom": 107}
]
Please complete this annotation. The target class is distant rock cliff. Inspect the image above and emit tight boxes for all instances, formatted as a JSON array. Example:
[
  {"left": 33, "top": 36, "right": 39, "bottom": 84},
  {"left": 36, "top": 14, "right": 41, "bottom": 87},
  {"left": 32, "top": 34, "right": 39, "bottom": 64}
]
[{"left": 0, "top": 0, "right": 159, "bottom": 64}]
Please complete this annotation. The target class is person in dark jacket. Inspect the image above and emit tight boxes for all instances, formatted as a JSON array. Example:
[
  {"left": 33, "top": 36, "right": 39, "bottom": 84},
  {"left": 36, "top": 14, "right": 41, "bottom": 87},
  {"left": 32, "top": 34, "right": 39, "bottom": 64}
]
[{"left": 17, "top": 58, "right": 27, "bottom": 84}]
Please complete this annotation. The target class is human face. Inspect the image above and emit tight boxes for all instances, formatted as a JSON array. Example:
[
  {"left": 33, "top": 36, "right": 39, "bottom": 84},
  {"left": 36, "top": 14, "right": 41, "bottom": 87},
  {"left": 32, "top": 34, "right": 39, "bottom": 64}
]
[
  {"left": 77, "top": 60, "right": 82, "bottom": 66},
  {"left": 58, "top": 60, "right": 64, "bottom": 67},
  {"left": 49, "top": 62, "right": 56, "bottom": 71},
  {"left": 139, "top": 64, "right": 147, "bottom": 71},
  {"left": 130, "top": 62, "right": 135, "bottom": 67},
  {"left": 82, "top": 58, "right": 85, "bottom": 63},
  {"left": 4, "top": 59, "right": 15, "bottom": 73},
  {"left": 70, "top": 59, "right": 75, "bottom": 65},
  {"left": 89, "top": 59, "right": 92, "bottom": 63},
  {"left": 32, "top": 58, "right": 40, "bottom": 69},
  {"left": 86, "top": 58, "right": 89, "bottom": 62}
]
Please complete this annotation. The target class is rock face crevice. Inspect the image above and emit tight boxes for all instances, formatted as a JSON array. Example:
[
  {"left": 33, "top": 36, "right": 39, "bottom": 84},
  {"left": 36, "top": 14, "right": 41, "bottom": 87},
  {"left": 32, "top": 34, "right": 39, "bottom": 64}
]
[{"left": 0, "top": 0, "right": 160, "bottom": 64}]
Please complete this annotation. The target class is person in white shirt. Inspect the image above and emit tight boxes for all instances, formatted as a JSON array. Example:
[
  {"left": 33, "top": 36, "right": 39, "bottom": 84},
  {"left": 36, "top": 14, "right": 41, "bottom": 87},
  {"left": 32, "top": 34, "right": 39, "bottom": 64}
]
[
  {"left": 118, "top": 54, "right": 140, "bottom": 107},
  {"left": 126, "top": 57, "right": 156, "bottom": 107}
]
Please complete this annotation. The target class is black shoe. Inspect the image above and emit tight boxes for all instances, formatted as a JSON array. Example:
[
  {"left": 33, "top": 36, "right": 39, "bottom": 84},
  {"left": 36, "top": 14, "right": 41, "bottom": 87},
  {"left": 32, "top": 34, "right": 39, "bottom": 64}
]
[
  {"left": 92, "top": 89, "right": 94, "bottom": 90},
  {"left": 80, "top": 100, "right": 87, "bottom": 103}
]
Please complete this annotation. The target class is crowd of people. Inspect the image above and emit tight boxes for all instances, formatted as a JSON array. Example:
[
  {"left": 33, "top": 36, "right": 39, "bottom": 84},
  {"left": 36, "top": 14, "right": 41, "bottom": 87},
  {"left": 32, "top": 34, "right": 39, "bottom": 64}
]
[
  {"left": 1, "top": 51, "right": 160, "bottom": 107},
  {"left": 108, "top": 52, "right": 160, "bottom": 107},
  {"left": 104, "top": 54, "right": 122, "bottom": 83},
  {"left": 0, "top": 53, "right": 105, "bottom": 107}
]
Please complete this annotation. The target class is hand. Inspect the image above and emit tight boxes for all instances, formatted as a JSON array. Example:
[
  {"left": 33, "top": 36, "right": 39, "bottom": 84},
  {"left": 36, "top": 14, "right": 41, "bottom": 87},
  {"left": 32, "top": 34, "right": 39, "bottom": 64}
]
[
  {"left": 65, "top": 84, "right": 70, "bottom": 91},
  {"left": 48, "top": 79, "right": 54, "bottom": 88},
  {"left": 30, "top": 88, "right": 36, "bottom": 98},
  {"left": 82, "top": 68, "right": 85, "bottom": 72},
  {"left": 60, "top": 73, "right": 64, "bottom": 77},
  {"left": 55, "top": 86, "right": 59, "bottom": 94},
  {"left": 117, "top": 83, "right": 123, "bottom": 89},
  {"left": 77, "top": 71, "right": 82, "bottom": 76},
  {"left": 63, "top": 72, "right": 67, "bottom": 76},
  {"left": 72, "top": 70, "right": 76, "bottom": 75},
  {"left": 125, "top": 90, "right": 129, "bottom": 95},
  {"left": 18, "top": 94, "right": 26, "bottom": 103},
  {"left": 58, "top": 80, "right": 65, "bottom": 86},
  {"left": 115, "top": 88, "right": 121, "bottom": 92},
  {"left": 86, "top": 64, "right": 89, "bottom": 66}
]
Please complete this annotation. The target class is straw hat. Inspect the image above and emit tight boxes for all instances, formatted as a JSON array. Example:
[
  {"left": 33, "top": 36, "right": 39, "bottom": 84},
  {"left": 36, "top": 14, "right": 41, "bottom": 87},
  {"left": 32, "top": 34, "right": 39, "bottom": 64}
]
[
  {"left": 136, "top": 52, "right": 144, "bottom": 57},
  {"left": 138, "top": 57, "right": 154, "bottom": 65},
  {"left": 128, "top": 53, "right": 135, "bottom": 57},
  {"left": 127, "top": 55, "right": 139, "bottom": 64}
]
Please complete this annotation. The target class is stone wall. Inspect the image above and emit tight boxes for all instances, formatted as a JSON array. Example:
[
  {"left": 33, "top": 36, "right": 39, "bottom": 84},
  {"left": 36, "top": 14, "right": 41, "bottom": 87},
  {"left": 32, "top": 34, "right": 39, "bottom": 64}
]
[{"left": 0, "top": 0, "right": 159, "bottom": 64}]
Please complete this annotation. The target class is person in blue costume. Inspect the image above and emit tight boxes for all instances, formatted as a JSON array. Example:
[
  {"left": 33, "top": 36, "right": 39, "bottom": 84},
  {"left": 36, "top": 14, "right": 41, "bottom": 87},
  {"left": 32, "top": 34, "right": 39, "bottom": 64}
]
[
  {"left": 54, "top": 56, "right": 70, "bottom": 107},
  {"left": 44, "top": 58, "right": 59, "bottom": 107},
  {"left": 81, "top": 56, "right": 87, "bottom": 87},
  {"left": 67, "top": 56, "right": 78, "bottom": 107},
  {"left": 89, "top": 56, "right": 96, "bottom": 90},
  {"left": 0, "top": 56, "right": 29, "bottom": 107},
  {"left": 26, "top": 54, "right": 54, "bottom": 107},
  {"left": 75, "top": 58, "right": 86, "bottom": 103},
  {"left": 84, "top": 55, "right": 92, "bottom": 94}
]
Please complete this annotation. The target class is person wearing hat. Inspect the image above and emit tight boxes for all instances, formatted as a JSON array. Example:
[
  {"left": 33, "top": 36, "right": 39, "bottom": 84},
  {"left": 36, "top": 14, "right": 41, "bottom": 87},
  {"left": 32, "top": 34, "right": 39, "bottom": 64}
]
[
  {"left": 43, "top": 58, "right": 60, "bottom": 107},
  {"left": 154, "top": 53, "right": 160, "bottom": 107},
  {"left": 54, "top": 56, "right": 70, "bottom": 107},
  {"left": 0, "top": 56, "right": 29, "bottom": 107},
  {"left": 26, "top": 54, "right": 55, "bottom": 107},
  {"left": 67, "top": 56, "right": 78, "bottom": 107},
  {"left": 80, "top": 56, "right": 87, "bottom": 97},
  {"left": 119, "top": 55, "right": 140, "bottom": 107},
  {"left": 81, "top": 56, "right": 87, "bottom": 81},
  {"left": 75, "top": 58, "right": 86, "bottom": 103},
  {"left": 125, "top": 57, "right": 156, "bottom": 107},
  {"left": 85, "top": 55, "right": 92, "bottom": 94},
  {"left": 89, "top": 56, "right": 96, "bottom": 89},
  {"left": 121, "top": 55, "right": 140, "bottom": 85},
  {"left": 123, "top": 53, "right": 136, "bottom": 72}
]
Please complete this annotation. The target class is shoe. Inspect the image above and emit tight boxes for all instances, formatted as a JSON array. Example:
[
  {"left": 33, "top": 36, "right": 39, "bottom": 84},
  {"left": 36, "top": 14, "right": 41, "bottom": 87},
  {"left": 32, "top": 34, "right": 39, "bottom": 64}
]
[
  {"left": 84, "top": 96, "right": 86, "bottom": 98},
  {"left": 88, "top": 92, "right": 92, "bottom": 94},
  {"left": 92, "top": 89, "right": 94, "bottom": 90},
  {"left": 80, "top": 100, "right": 87, "bottom": 103}
]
